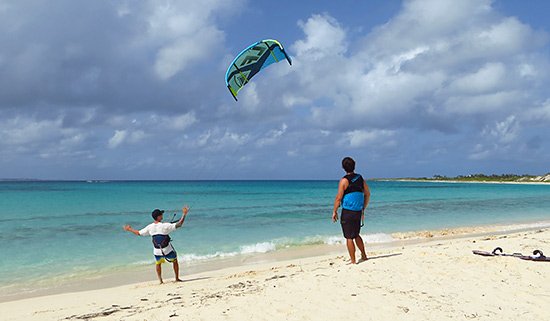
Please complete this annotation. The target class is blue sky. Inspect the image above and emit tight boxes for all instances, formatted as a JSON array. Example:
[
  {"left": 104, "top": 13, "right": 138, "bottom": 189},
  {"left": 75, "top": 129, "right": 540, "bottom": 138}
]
[{"left": 1, "top": 0, "right": 550, "bottom": 180}]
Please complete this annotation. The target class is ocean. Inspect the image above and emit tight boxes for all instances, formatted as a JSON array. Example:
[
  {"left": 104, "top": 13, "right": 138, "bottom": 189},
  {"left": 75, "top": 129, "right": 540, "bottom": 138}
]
[{"left": 1, "top": 180, "right": 550, "bottom": 294}]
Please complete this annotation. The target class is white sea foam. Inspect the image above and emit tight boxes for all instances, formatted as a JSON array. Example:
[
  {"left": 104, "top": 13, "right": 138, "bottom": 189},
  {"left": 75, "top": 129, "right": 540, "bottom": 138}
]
[
  {"left": 176, "top": 234, "right": 395, "bottom": 263},
  {"left": 323, "top": 233, "right": 394, "bottom": 245},
  {"left": 324, "top": 236, "right": 344, "bottom": 245},
  {"left": 130, "top": 260, "right": 155, "bottom": 266},
  {"left": 497, "top": 221, "right": 550, "bottom": 231},
  {"left": 239, "top": 241, "right": 277, "bottom": 254},
  {"left": 363, "top": 233, "right": 395, "bottom": 243},
  {"left": 181, "top": 252, "right": 238, "bottom": 262},
  {"left": 180, "top": 242, "right": 278, "bottom": 262}
]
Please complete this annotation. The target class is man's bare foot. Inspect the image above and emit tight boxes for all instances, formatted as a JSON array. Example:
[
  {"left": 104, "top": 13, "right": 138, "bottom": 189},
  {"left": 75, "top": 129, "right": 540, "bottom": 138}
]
[
  {"left": 359, "top": 255, "right": 368, "bottom": 262},
  {"left": 175, "top": 278, "right": 183, "bottom": 282},
  {"left": 159, "top": 280, "right": 164, "bottom": 284}
]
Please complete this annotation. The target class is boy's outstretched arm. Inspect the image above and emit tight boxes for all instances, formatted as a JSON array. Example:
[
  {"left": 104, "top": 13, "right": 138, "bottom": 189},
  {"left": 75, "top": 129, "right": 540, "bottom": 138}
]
[{"left": 123, "top": 225, "right": 140, "bottom": 236}]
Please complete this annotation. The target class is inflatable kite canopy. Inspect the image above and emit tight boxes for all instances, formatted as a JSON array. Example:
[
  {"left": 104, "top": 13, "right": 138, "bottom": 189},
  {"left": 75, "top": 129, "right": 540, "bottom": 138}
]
[{"left": 225, "top": 39, "right": 292, "bottom": 101}]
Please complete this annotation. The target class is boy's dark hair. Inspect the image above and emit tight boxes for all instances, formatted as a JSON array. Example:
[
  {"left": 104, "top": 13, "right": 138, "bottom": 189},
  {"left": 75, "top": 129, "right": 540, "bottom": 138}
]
[
  {"left": 151, "top": 209, "right": 164, "bottom": 221},
  {"left": 342, "top": 157, "right": 355, "bottom": 173}
]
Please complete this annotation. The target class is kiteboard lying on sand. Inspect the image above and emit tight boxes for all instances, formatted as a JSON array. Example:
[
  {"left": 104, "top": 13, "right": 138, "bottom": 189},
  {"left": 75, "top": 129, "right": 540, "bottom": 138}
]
[{"left": 473, "top": 247, "right": 550, "bottom": 262}]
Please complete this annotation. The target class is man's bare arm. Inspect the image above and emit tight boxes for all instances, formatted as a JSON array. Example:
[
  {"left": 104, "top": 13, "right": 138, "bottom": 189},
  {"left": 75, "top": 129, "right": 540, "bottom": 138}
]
[
  {"left": 175, "top": 205, "right": 189, "bottom": 228},
  {"left": 363, "top": 181, "right": 371, "bottom": 210},
  {"left": 361, "top": 180, "right": 371, "bottom": 226},
  {"left": 332, "top": 179, "right": 348, "bottom": 222}
]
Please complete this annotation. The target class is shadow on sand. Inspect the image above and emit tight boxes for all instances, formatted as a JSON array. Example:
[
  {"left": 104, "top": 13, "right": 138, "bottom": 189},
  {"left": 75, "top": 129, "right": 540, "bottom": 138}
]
[
  {"left": 358, "top": 253, "right": 402, "bottom": 264},
  {"left": 181, "top": 276, "right": 211, "bottom": 283}
]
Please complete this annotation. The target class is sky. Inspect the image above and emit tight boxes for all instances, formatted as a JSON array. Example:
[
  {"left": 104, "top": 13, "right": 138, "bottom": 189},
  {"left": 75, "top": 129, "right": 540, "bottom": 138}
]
[{"left": 1, "top": 0, "right": 550, "bottom": 180}]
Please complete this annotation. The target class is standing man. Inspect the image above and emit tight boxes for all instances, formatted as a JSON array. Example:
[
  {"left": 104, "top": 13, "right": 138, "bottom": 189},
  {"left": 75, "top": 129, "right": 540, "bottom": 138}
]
[
  {"left": 124, "top": 206, "right": 189, "bottom": 284},
  {"left": 332, "top": 157, "right": 371, "bottom": 264}
]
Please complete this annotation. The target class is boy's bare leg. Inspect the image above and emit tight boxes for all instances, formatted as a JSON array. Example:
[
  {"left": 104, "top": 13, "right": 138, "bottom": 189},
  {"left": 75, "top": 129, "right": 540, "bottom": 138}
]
[{"left": 173, "top": 259, "right": 183, "bottom": 282}]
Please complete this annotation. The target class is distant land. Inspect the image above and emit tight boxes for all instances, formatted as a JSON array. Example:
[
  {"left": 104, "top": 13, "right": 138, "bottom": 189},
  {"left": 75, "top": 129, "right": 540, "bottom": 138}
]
[
  {"left": 379, "top": 173, "right": 550, "bottom": 183},
  {"left": 1, "top": 174, "right": 550, "bottom": 183},
  {"left": 0, "top": 178, "right": 47, "bottom": 182}
]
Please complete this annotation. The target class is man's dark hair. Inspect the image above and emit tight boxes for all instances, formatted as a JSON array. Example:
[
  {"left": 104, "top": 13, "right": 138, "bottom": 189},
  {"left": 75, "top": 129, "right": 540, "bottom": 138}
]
[{"left": 342, "top": 157, "right": 355, "bottom": 173}]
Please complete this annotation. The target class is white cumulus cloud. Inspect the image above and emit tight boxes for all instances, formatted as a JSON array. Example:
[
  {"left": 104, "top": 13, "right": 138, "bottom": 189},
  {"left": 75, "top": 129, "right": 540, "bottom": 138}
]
[{"left": 147, "top": 0, "right": 238, "bottom": 80}]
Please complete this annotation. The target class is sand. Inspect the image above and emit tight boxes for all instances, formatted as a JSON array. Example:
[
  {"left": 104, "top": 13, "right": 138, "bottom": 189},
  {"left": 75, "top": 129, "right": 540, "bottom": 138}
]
[{"left": 1, "top": 228, "right": 549, "bottom": 321}]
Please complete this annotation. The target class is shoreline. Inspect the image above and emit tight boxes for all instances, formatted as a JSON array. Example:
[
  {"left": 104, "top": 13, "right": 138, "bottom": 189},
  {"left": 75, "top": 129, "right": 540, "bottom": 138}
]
[
  {"left": 376, "top": 178, "right": 550, "bottom": 185},
  {"left": 2, "top": 226, "right": 549, "bottom": 320},
  {"left": 2, "top": 218, "right": 550, "bottom": 303}
]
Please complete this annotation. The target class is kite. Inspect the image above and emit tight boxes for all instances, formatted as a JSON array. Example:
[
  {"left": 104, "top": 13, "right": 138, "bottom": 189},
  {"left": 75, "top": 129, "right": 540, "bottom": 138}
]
[{"left": 225, "top": 39, "right": 292, "bottom": 101}]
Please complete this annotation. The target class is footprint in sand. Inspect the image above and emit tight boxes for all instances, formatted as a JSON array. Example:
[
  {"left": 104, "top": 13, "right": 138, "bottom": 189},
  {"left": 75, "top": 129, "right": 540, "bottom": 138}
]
[{"left": 265, "top": 275, "right": 287, "bottom": 281}]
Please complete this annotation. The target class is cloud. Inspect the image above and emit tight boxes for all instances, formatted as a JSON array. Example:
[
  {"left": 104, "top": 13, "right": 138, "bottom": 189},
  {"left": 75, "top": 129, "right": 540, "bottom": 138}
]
[
  {"left": 239, "top": 82, "right": 261, "bottom": 112},
  {"left": 216, "top": 131, "right": 250, "bottom": 147},
  {"left": 150, "top": 112, "right": 197, "bottom": 131},
  {"left": 469, "top": 144, "right": 492, "bottom": 161},
  {"left": 342, "top": 129, "right": 395, "bottom": 148},
  {"left": 256, "top": 123, "right": 288, "bottom": 147},
  {"left": 293, "top": 14, "right": 347, "bottom": 59},
  {"left": 108, "top": 130, "right": 128, "bottom": 149},
  {"left": 190, "top": 127, "right": 250, "bottom": 152},
  {"left": 170, "top": 113, "right": 197, "bottom": 131},
  {"left": 483, "top": 115, "right": 519, "bottom": 144},
  {"left": 448, "top": 62, "right": 507, "bottom": 94},
  {"left": 0, "top": 115, "right": 93, "bottom": 162},
  {"left": 525, "top": 99, "right": 550, "bottom": 122},
  {"left": 468, "top": 115, "right": 522, "bottom": 161},
  {"left": 148, "top": 1, "right": 230, "bottom": 80},
  {"left": 196, "top": 130, "right": 212, "bottom": 147}
]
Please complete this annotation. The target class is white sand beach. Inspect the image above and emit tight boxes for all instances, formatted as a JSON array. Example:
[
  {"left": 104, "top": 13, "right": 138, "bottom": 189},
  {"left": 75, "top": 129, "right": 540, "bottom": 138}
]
[{"left": 1, "top": 227, "right": 549, "bottom": 321}]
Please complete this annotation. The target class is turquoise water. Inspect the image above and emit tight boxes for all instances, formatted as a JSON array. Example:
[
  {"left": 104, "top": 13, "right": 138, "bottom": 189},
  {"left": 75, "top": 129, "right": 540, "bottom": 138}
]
[{"left": 1, "top": 180, "right": 550, "bottom": 289}]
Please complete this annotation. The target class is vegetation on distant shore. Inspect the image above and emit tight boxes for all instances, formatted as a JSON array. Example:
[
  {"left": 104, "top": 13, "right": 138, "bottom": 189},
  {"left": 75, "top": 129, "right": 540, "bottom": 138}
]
[
  {"left": 382, "top": 173, "right": 550, "bottom": 183},
  {"left": 429, "top": 174, "right": 538, "bottom": 182}
]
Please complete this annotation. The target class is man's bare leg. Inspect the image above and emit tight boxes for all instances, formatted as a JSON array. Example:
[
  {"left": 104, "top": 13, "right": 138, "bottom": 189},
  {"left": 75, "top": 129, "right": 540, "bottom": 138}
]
[
  {"left": 173, "top": 259, "right": 183, "bottom": 282},
  {"left": 156, "top": 264, "right": 163, "bottom": 284},
  {"left": 355, "top": 235, "right": 367, "bottom": 261},
  {"left": 346, "top": 239, "right": 356, "bottom": 264}
]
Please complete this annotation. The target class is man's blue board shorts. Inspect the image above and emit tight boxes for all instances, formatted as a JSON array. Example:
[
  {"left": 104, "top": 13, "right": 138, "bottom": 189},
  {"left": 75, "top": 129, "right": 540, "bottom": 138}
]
[{"left": 155, "top": 251, "right": 177, "bottom": 265}]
